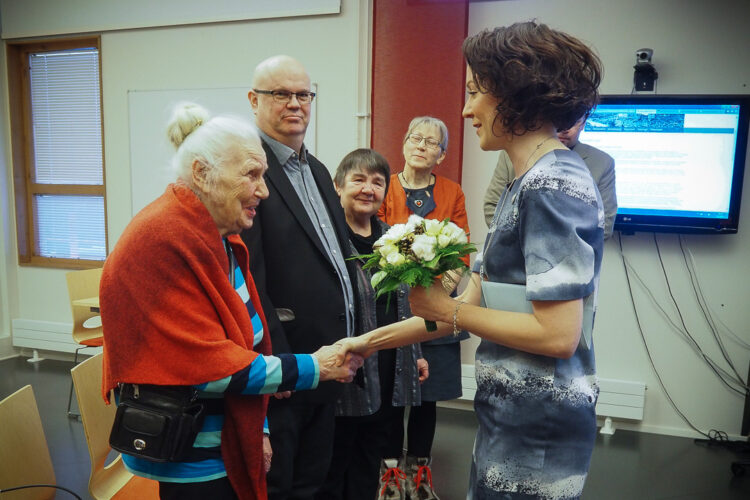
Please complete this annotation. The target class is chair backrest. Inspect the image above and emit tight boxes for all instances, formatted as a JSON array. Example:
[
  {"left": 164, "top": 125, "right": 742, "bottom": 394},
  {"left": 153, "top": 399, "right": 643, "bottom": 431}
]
[
  {"left": 0, "top": 385, "right": 57, "bottom": 500},
  {"left": 71, "top": 353, "right": 134, "bottom": 499},
  {"left": 66, "top": 267, "right": 103, "bottom": 344}
]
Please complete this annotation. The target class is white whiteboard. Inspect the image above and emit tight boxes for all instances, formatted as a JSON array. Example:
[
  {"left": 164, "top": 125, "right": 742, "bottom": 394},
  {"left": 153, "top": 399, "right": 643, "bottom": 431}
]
[{"left": 128, "top": 87, "right": 316, "bottom": 216}]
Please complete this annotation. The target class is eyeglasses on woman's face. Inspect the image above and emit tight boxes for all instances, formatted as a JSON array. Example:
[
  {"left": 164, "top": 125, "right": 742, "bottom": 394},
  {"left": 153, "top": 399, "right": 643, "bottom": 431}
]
[
  {"left": 253, "top": 89, "right": 316, "bottom": 104},
  {"left": 406, "top": 133, "right": 442, "bottom": 150}
]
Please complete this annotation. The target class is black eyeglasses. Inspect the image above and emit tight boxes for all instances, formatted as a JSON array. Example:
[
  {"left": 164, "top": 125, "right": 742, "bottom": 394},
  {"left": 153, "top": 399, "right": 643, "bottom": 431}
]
[{"left": 253, "top": 89, "right": 316, "bottom": 104}]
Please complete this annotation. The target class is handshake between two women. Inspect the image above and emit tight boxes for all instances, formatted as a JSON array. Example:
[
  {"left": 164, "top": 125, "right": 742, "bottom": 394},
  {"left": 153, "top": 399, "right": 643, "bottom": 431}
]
[{"left": 312, "top": 342, "right": 366, "bottom": 383}]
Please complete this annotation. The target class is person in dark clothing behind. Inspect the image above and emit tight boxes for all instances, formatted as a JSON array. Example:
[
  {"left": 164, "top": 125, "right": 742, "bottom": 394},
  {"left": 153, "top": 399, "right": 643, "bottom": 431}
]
[
  {"left": 240, "top": 55, "right": 359, "bottom": 500},
  {"left": 316, "top": 148, "right": 428, "bottom": 500}
]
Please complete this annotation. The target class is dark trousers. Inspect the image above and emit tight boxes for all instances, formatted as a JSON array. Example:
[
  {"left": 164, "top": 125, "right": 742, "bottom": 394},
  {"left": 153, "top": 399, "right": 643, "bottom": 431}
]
[
  {"left": 266, "top": 398, "right": 336, "bottom": 500},
  {"left": 406, "top": 401, "right": 437, "bottom": 457},
  {"left": 316, "top": 404, "right": 406, "bottom": 500},
  {"left": 159, "top": 477, "right": 237, "bottom": 500}
]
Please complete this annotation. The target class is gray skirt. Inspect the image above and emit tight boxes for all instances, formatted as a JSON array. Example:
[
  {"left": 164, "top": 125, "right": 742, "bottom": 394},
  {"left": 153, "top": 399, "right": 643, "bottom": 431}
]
[{"left": 419, "top": 342, "right": 462, "bottom": 401}]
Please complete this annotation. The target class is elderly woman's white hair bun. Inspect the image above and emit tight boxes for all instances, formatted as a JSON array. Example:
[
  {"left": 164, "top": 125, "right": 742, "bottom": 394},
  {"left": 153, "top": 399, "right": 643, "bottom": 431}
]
[{"left": 167, "top": 102, "right": 210, "bottom": 149}]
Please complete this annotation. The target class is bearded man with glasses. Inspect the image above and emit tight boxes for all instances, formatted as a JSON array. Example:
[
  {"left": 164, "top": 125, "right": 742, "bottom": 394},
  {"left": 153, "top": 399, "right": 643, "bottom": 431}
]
[{"left": 242, "top": 55, "right": 358, "bottom": 500}]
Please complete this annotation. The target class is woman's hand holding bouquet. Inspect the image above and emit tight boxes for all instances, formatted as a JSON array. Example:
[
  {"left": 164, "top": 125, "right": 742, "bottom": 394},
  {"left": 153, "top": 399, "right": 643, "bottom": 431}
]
[{"left": 357, "top": 215, "right": 476, "bottom": 331}]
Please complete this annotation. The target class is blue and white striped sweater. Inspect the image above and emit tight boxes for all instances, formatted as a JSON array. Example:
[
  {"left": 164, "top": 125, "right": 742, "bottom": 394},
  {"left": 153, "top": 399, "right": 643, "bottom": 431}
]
[{"left": 123, "top": 241, "right": 319, "bottom": 483}]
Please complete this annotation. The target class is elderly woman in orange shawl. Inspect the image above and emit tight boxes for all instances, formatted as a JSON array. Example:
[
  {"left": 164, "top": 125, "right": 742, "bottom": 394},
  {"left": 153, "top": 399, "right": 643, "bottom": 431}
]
[{"left": 101, "top": 102, "right": 361, "bottom": 500}]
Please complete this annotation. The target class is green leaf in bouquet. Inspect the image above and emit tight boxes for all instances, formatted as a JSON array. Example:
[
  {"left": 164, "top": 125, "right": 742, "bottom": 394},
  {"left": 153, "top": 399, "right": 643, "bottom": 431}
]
[
  {"left": 374, "top": 278, "right": 401, "bottom": 298},
  {"left": 398, "top": 266, "right": 424, "bottom": 286},
  {"left": 371, "top": 270, "right": 387, "bottom": 288},
  {"left": 437, "top": 249, "right": 460, "bottom": 258},
  {"left": 423, "top": 254, "right": 442, "bottom": 269}
]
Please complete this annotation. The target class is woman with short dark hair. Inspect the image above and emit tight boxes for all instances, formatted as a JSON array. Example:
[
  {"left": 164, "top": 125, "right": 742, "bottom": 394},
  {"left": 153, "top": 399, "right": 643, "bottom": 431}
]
[
  {"left": 339, "top": 21, "right": 605, "bottom": 499},
  {"left": 318, "top": 148, "right": 426, "bottom": 500}
]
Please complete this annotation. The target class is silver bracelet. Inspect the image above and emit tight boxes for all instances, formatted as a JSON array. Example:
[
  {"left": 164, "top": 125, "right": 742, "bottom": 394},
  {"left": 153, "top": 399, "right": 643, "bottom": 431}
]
[{"left": 452, "top": 301, "right": 466, "bottom": 337}]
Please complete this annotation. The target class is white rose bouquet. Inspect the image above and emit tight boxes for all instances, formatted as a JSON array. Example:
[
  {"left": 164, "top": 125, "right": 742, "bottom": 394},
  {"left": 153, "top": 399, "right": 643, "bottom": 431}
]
[{"left": 358, "top": 215, "right": 476, "bottom": 331}]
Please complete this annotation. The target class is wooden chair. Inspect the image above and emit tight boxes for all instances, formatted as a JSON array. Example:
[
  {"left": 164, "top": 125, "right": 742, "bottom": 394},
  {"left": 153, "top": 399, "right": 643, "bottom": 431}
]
[
  {"left": 66, "top": 267, "right": 104, "bottom": 417},
  {"left": 71, "top": 353, "right": 159, "bottom": 500},
  {"left": 0, "top": 385, "right": 58, "bottom": 500}
]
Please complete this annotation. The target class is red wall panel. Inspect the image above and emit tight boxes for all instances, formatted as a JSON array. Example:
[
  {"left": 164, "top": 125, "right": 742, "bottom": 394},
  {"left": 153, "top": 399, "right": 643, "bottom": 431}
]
[{"left": 371, "top": 0, "right": 469, "bottom": 183}]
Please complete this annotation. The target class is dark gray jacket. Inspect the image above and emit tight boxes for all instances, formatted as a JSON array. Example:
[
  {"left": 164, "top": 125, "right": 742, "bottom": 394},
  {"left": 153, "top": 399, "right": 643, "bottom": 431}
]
[{"left": 334, "top": 219, "right": 422, "bottom": 417}]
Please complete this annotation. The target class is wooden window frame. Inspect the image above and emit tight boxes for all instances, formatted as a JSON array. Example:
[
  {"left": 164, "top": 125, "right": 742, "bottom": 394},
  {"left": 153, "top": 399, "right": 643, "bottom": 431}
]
[{"left": 6, "top": 37, "right": 107, "bottom": 269}]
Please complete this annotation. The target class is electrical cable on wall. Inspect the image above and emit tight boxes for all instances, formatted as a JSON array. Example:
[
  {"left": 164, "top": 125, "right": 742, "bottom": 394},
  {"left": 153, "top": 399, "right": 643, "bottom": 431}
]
[
  {"left": 678, "top": 234, "right": 750, "bottom": 357},
  {"left": 619, "top": 243, "right": 747, "bottom": 395},
  {"left": 618, "top": 233, "right": 750, "bottom": 450},
  {"left": 652, "top": 235, "right": 748, "bottom": 394},
  {"left": 617, "top": 232, "right": 710, "bottom": 438}
]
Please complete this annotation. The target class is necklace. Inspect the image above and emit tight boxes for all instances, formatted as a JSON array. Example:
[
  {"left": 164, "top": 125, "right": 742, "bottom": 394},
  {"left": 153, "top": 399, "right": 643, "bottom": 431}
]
[
  {"left": 400, "top": 171, "right": 433, "bottom": 190},
  {"left": 521, "top": 136, "right": 556, "bottom": 175},
  {"left": 482, "top": 136, "right": 558, "bottom": 280},
  {"left": 400, "top": 171, "right": 414, "bottom": 189}
]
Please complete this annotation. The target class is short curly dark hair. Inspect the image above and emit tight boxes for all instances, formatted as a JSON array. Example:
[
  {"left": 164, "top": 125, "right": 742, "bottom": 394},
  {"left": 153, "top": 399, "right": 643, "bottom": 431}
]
[{"left": 462, "top": 21, "right": 602, "bottom": 136}]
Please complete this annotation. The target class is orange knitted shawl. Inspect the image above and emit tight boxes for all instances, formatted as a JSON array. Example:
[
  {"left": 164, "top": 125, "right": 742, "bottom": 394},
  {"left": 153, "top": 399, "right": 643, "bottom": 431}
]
[{"left": 101, "top": 182, "right": 271, "bottom": 499}]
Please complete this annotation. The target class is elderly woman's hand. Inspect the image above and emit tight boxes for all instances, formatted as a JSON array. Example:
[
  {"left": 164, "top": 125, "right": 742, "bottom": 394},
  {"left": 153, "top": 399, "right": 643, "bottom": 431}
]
[
  {"left": 262, "top": 435, "right": 272, "bottom": 473},
  {"left": 313, "top": 344, "right": 364, "bottom": 382}
]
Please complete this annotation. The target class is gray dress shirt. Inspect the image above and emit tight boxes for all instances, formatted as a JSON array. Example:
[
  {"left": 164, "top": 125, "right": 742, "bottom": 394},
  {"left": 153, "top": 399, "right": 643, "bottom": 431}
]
[{"left": 258, "top": 130, "right": 355, "bottom": 337}]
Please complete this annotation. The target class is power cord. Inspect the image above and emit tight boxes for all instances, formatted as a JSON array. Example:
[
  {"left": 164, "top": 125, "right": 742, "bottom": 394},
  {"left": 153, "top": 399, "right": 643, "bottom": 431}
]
[
  {"left": 0, "top": 484, "right": 82, "bottom": 499},
  {"left": 617, "top": 233, "right": 710, "bottom": 438},
  {"left": 694, "top": 429, "right": 750, "bottom": 453},
  {"left": 618, "top": 237, "right": 746, "bottom": 394},
  {"left": 652, "top": 234, "right": 747, "bottom": 394},
  {"left": 618, "top": 233, "right": 750, "bottom": 449}
]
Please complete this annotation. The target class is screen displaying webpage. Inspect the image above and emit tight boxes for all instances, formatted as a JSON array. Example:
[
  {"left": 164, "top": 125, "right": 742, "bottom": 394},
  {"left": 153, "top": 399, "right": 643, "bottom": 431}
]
[{"left": 580, "top": 104, "right": 741, "bottom": 218}]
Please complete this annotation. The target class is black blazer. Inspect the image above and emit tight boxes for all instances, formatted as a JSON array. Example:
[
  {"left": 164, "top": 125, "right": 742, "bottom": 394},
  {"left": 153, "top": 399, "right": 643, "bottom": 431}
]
[{"left": 241, "top": 140, "right": 357, "bottom": 403}]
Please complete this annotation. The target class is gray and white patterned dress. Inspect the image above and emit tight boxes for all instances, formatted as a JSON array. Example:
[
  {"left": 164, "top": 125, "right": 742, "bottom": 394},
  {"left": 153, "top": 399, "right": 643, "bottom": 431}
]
[{"left": 468, "top": 150, "right": 604, "bottom": 500}]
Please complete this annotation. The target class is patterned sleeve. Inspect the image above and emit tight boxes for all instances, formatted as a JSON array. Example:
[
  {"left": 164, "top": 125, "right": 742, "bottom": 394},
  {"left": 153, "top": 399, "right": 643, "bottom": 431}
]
[
  {"left": 196, "top": 353, "right": 320, "bottom": 395},
  {"left": 517, "top": 163, "right": 601, "bottom": 301}
]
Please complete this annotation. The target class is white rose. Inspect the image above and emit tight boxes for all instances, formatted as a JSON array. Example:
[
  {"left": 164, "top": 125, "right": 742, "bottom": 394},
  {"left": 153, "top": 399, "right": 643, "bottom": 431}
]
[
  {"left": 437, "top": 233, "right": 453, "bottom": 248},
  {"left": 378, "top": 223, "right": 409, "bottom": 247},
  {"left": 439, "top": 222, "right": 467, "bottom": 245},
  {"left": 386, "top": 251, "right": 407, "bottom": 266},
  {"left": 411, "top": 234, "right": 437, "bottom": 262},
  {"left": 423, "top": 218, "right": 443, "bottom": 237},
  {"left": 406, "top": 214, "right": 424, "bottom": 231},
  {"left": 378, "top": 243, "right": 398, "bottom": 258}
]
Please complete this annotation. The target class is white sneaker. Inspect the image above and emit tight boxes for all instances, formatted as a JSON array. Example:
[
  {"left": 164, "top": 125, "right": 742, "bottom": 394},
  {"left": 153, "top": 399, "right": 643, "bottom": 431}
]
[
  {"left": 404, "top": 456, "right": 440, "bottom": 500},
  {"left": 376, "top": 458, "right": 406, "bottom": 500}
]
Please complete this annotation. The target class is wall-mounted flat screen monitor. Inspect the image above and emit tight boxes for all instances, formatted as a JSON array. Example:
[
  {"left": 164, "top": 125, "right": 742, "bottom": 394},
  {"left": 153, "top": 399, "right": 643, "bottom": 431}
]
[{"left": 579, "top": 95, "right": 749, "bottom": 234}]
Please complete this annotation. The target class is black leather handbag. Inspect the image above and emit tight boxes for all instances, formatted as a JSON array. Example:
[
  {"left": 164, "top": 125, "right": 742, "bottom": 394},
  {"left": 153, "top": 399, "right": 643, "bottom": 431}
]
[{"left": 109, "top": 383, "right": 205, "bottom": 462}]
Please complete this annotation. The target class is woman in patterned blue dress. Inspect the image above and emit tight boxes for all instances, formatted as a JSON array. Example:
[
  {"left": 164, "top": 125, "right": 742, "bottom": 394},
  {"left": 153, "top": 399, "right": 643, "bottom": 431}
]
[{"left": 338, "top": 21, "right": 605, "bottom": 499}]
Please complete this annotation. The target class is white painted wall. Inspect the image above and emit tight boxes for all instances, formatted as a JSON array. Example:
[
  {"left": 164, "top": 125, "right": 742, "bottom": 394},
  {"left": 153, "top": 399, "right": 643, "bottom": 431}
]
[
  {"left": 0, "top": 0, "right": 369, "bottom": 353},
  {"left": 1, "top": 0, "right": 749, "bottom": 438},
  {"left": 460, "top": 0, "right": 750, "bottom": 439}
]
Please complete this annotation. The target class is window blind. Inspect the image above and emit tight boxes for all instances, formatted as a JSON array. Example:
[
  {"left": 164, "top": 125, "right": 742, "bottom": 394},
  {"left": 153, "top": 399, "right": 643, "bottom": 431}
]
[
  {"left": 28, "top": 47, "right": 105, "bottom": 260},
  {"left": 29, "top": 48, "right": 102, "bottom": 184}
]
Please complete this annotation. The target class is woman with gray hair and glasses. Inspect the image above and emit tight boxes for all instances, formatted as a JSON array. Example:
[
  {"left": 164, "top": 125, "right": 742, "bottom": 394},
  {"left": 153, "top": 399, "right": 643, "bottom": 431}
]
[{"left": 376, "top": 116, "right": 470, "bottom": 500}]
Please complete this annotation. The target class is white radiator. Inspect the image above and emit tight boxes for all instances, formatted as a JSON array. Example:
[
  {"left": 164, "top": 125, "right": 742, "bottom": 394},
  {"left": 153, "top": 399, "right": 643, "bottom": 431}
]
[
  {"left": 596, "top": 378, "right": 646, "bottom": 420},
  {"left": 460, "top": 363, "right": 646, "bottom": 423},
  {"left": 12, "top": 318, "right": 79, "bottom": 353}
]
